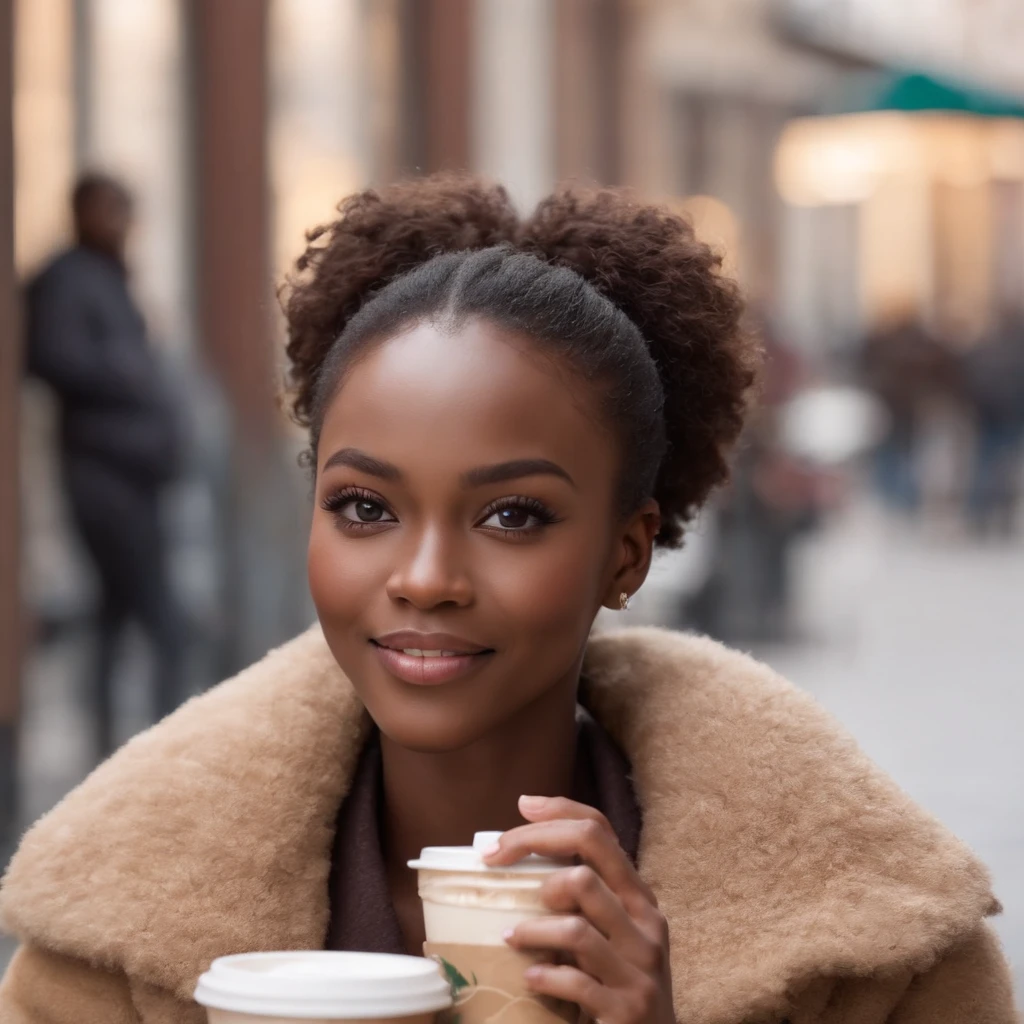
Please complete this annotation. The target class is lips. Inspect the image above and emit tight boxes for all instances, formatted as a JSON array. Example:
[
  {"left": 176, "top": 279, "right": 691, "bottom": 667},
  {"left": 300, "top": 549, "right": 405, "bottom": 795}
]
[{"left": 371, "top": 631, "right": 494, "bottom": 686}]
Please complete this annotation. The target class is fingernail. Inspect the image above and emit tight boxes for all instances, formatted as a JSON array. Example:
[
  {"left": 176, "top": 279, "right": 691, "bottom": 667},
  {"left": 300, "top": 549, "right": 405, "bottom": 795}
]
[
  {"left": 524, "top": 965, "right": 544, "bottom": 982},
  {"left": 502, "top": 929, "right": 515, "bottom": 942},
  {"left": 481, "top": 843, "right": 501, "bottom": 858},
  {"left": 519, "top": 795, "right": 546, "bottom": 811}
]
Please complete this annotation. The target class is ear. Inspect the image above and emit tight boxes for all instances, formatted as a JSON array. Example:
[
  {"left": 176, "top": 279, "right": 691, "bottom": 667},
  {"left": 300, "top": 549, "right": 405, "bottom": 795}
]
[{"left": 601, "top": 499, "right": 661, "bottom": 610}]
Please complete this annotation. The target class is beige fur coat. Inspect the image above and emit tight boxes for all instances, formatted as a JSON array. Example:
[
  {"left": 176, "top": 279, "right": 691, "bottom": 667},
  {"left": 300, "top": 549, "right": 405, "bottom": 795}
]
[{"left": 0, "top": 627, "right": 1017, "bottom": 1024}]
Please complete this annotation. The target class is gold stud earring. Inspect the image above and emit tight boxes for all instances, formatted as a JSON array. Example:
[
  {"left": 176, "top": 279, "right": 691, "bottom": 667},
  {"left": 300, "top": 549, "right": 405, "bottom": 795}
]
[{"left": 618, "top": 592, "right": 630, "bottom": 611}]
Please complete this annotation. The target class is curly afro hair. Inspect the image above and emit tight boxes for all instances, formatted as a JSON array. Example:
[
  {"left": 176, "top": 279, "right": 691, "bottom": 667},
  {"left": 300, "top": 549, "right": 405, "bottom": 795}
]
[{"left": 282, "top": 174, "right": 760, "bottom": 547}]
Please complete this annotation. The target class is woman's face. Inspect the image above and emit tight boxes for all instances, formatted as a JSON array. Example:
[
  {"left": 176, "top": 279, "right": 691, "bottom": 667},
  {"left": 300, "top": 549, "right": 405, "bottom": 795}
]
[{"left": 308, "top": 318, "right": 657, "bottom": 752}]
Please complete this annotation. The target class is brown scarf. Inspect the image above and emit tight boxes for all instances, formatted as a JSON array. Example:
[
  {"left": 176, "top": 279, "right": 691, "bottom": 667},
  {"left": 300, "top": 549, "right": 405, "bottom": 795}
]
[{"left": 326, "top": 708, "right": 642, "bottom": 953}]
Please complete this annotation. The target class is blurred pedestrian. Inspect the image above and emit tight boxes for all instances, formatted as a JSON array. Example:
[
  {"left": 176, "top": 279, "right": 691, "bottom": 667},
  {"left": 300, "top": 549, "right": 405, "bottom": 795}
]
[
  {"left": 24, "top": 172, "right": 187, "bottom": 758},
  {"left": 961, "top": 309, "right": 1024, "bottom": 537},
  {"left": 860, "top": 314, "right": 957, "bottom": 515},
  {"left": 688, "top": 319, "right": 823, "bottom": 643}
]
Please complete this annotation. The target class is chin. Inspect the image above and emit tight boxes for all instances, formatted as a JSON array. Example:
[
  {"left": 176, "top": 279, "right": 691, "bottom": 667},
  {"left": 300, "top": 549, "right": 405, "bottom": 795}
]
[{"left": 368, "top": 700, "right": 501, "bottom": 754}]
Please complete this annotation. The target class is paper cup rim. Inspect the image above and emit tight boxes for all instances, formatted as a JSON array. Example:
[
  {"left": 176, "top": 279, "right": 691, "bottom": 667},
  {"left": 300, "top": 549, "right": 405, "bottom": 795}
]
[
  {"left": 409, "top": 831, "right": 566, "bottom": 874},
  {"left": 193, "top": 951, "right": 452, "bottom": 1019}
]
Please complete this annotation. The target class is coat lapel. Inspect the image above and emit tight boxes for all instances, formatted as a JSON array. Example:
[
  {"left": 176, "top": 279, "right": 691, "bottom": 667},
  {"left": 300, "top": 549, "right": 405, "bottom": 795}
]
[
  {"left": 582, "top": 628, "right": 997, "bottom": 1023},
  {"left": 1, "top": 626, "right": 997, "bottom": 1024},
  {"left": 1, "top": 629, "right": 371, "bottom": 1004}
]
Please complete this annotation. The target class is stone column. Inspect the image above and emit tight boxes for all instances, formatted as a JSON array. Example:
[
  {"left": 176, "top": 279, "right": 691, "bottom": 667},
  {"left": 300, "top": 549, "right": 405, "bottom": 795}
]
[
  {"left": 554, "top": 0, "right": 627, "bottom": 185},
  {"left": 423, "top": 0, "right": 473, "bottom": 173},
  {"left": 192, "top": 0, "right": 274, "bottom": 442},
  {"left": 0, "top": 0, "right": 21, "bottom": 842},
  {"left": 393, "top": 0, "right": 473, "bottom": 176},
  {"left": 193, "top": 0, "right": 310, "bottom": 676}
]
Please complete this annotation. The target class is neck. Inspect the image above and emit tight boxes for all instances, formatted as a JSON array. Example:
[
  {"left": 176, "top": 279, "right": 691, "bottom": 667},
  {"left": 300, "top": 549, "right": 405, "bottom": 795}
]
[
  {"left": 77, "top": 237, "right": 123, "bottom": 266},
  {"left": 380, "top": 677, "right": 579, "bottom": 875}
]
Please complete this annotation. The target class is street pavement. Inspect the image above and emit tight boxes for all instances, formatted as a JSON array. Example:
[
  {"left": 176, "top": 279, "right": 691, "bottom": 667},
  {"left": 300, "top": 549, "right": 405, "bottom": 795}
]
[
  {"left": 762, "top": 502, "right": 1024, "bottom": 997},
  {"left": 2, "top": 501, "right": 1022, "bottom": 1002}
]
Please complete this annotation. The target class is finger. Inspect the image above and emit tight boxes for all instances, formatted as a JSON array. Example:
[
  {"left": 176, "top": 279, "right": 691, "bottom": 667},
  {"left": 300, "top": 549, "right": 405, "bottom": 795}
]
[
  {"left": 506, "top": 915, "right": 630, "bottom": 987},
  {"left": 541, "top": 865, "right": 656, "bottom": 971},
  {"left": 483, "top": 817, "right": 647, "bottom": 906},
  {"left": 512, "top": 797, "right": 659, "bottom": 908},
  {"left": 518, "top": 795, "right": 616, "bottom": 829},
  {"left": 522, "top": 963, "right": 622, "bottom": 1024}
]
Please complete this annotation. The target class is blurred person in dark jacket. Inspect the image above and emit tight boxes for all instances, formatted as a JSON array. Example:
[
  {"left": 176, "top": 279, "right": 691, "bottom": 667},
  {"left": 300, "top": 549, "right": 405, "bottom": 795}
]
[
  {"left": 687, "top": 319, "right": 826, "bottom": 643},
  {"left": 962, "top": 309, "right": 1024, "bottom": 537},
  {"left": 861, "top": 314, "right": 958, "bottom": 515},
  {"left": 25, "top": 172, "right": 187, "bottom": 758}
]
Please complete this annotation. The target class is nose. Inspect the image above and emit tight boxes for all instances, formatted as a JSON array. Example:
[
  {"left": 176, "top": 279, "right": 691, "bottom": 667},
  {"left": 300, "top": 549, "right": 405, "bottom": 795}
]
[{"left": 385, "top": 525, "right": 473, "bottom": 610}]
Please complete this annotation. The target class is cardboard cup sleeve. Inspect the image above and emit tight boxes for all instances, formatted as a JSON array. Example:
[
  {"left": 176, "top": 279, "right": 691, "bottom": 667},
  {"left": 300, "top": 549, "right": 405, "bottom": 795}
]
[{"left": 423, "top": 942, "right": 581, "bottom": 1024}]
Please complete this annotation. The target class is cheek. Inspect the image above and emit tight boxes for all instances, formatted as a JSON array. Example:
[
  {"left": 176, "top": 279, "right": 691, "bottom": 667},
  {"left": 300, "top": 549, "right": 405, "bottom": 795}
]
[
  {"left": 307, "top": 515, "right": 377, "bottom": 625},
  {"left": 307, "top": 517, "right": 339, "bottom": 620},
  {"left": 485, "top": 530, "right": 609, "bottom": 639}
]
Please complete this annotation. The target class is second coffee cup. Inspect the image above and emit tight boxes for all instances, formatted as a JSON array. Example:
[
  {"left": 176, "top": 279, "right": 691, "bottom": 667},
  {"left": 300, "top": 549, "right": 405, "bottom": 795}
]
[
  {"left": 193, "top": 950, "right": 452, "bottom": 1024},
  {"left": 409, "top": 831, "right": 578, "bottom": 1024}
]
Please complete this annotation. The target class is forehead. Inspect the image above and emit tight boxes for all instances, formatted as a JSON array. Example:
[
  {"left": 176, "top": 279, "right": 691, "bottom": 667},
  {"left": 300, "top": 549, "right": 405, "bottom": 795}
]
[{"left": 319, "top": 319, "right": 616, "bottom": 485}]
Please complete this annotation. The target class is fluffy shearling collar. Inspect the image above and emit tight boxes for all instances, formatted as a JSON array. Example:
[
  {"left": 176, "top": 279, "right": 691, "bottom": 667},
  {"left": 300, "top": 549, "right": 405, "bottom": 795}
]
[{"left": 0, "top": 627, "right": 998, "bottom": 1023}]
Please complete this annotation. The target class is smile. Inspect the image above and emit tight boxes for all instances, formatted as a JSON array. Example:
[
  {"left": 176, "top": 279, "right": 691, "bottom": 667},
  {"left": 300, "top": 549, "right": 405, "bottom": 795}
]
[
  {"left": 396, "top": 649, "right": 461, "bottom": 658},
  {"left": 370, "top": 632, "right": 494, "bottom": 686}
]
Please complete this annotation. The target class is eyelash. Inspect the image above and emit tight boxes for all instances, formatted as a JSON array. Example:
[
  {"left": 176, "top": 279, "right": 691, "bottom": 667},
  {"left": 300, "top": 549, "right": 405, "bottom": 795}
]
[
  {"left": 320, "top": 488, "right": 560, "bottom": 538},
  {"left": 320, "top": 487, "right": 395, "bottom": 533},
  {"left": 478, "top": 496, "right": 560, "bottom": 537}
]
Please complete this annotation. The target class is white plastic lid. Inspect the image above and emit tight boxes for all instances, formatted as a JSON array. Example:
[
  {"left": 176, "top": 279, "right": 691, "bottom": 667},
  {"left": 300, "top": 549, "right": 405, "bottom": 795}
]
[
  {"left": 408, "top": 831, "right": 566, "bottom": 874},
  {"left": 193, "top": 951, "right": 452, "bottom": 1019}
]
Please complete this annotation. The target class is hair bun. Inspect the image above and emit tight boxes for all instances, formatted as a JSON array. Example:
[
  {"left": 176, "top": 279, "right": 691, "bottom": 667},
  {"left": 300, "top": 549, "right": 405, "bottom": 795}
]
[
  {"left": 519, "top": 189, "right": 759, "bottom": 544},
  {"left": 284, "top": 175, "right": 518, "bottom": 426}
]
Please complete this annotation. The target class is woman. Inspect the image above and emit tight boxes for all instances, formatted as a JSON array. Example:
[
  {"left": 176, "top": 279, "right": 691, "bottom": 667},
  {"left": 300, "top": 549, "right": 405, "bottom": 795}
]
[{"left": 0, "top": 178, "right": 1016, "bottom": 1024}]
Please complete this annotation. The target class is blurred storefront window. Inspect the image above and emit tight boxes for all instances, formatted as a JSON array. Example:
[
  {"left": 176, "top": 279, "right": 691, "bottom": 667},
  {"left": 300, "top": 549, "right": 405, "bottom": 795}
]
[
  {"left": 670, "top": 194, "right": 742, "bottom": 282},
  {"left": 14, "top": 0, "right": 74, "bottom": 275},
  {"left": 81, "top": 0, "right": 188, "bottom": 353},
  {"left": 269, "top": 0, "right": 369, "bottom": 280},
  {"left": 779, "top": 0, "right": 1024, "bottom": 94},
  {"left": 776, "top": 112, "right": 1024, "bottom": 345},
  {"left": 15, "top": 0, "right": 80, "bottom": 632},
  {"left": 473, "top": 0, "right": 554, "bottom": 211}
]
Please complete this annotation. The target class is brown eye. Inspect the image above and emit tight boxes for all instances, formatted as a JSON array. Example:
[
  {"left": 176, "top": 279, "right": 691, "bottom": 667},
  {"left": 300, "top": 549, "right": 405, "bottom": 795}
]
[
  {"left": 477, "top": 498, "right": 557, "bottom": 534},
  {"left": 353, "top": 501, "right": 385, "bottom": 523},
  {"left": 495, "top": 507, "right": 530, "bottom": 529},
  {"left": 322, "top": 490, "right": 398, "bottom": 527}
]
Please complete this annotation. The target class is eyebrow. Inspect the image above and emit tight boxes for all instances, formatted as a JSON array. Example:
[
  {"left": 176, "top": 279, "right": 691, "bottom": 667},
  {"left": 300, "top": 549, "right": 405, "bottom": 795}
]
[
  {"left": 322, "top": 448, "right": 402, "bottom": 480},
  {"left": 322, "top": 449, "right": 574, "bottom": 489},
  {"left": 461, "top": 459, "right": 575, "bottom": 489}
]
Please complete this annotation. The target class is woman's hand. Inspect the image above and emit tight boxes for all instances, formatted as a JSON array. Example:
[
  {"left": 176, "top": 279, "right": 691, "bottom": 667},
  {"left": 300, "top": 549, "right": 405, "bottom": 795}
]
[{"left": 482, "top": 795, "right": 674, "bottom": 1024}]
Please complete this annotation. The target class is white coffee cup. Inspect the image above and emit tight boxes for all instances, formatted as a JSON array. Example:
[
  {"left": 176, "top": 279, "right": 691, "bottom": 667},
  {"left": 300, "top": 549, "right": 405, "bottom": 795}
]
[
  {"left": 409, "top": 832, "right": 576, "bottom": 1024},
  {"left": 194, "top": 950, "right": 452, "bottom": 1024},
  {"left": 409, "top": 831, "right": 564, "bottom": 945}
]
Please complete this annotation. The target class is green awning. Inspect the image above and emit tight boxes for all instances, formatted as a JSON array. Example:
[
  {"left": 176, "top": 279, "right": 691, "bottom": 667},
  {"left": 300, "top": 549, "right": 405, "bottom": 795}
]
[{"left": 830, "top": 71, "right": 1024, "bottom": 120}]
